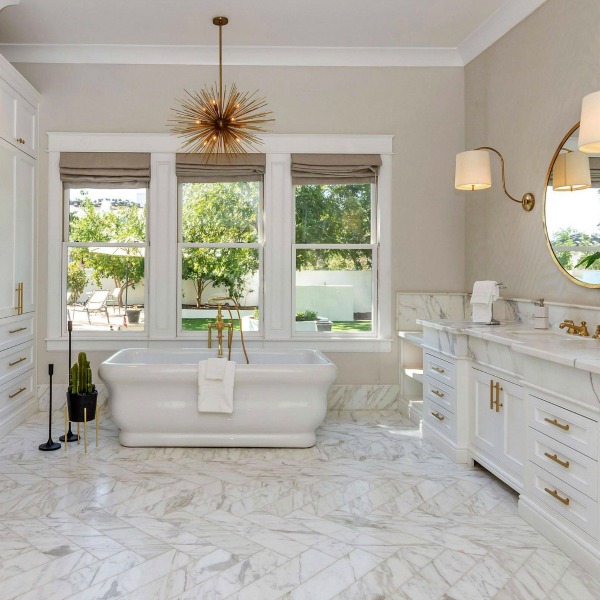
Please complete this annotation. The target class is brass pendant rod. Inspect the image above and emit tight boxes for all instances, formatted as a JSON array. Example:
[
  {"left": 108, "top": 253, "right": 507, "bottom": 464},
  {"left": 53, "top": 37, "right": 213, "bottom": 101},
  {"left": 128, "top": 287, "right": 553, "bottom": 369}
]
[
  {"left": 475, "top": 146, "right": 520, "bottom": 204},
  {"left": 218, "top": 21, "right": 223, "bottom": 107}
]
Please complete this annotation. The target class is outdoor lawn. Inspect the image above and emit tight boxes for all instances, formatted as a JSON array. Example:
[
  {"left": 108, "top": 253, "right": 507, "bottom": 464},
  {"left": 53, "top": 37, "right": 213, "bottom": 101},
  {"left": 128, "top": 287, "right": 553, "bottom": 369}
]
[{"left": 181, "top": 318, "right": 371, "bottom": 332}]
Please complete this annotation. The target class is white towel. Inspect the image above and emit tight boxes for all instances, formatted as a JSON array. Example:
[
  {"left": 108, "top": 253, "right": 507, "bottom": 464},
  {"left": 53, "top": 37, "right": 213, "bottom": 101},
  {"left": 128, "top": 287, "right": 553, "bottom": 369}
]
[
  {"left": 470, "top": 281, "right": 499, "bottom": 323},
  {"left": 198, "top": 360, "right": 236, "bottom": 413},
  {"left": 205, "top": 357, "right": 227, "bottom": 380}
]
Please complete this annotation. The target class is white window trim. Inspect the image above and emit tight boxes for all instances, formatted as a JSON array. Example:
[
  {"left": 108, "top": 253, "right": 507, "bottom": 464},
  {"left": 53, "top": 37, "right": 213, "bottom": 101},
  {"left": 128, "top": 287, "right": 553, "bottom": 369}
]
[{"left": 47, "top": 133, "right": 393, "bottom": 352}]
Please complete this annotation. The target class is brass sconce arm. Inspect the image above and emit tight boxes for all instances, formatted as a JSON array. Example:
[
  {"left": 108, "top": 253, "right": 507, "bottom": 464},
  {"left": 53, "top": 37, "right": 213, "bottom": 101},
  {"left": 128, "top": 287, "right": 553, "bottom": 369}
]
[{"left": 475, "top": 146, "right": 535, "bottom": 212}]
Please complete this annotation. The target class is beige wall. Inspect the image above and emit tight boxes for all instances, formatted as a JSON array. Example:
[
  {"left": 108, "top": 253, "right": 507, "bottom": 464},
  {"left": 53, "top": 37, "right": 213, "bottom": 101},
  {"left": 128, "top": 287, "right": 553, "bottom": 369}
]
[
  {"left": 14, "top": 63, "right": 466, "bottom": 384},
  {"left": 465, "top": 0, "right": 600, "bottom": 304}
]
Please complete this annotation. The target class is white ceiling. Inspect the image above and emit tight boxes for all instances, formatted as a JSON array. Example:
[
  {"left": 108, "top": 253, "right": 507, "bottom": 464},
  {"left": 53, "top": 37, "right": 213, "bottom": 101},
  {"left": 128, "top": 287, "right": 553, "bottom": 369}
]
[{"left": 0, "top": 0, "right": 547, "bottom": 67}]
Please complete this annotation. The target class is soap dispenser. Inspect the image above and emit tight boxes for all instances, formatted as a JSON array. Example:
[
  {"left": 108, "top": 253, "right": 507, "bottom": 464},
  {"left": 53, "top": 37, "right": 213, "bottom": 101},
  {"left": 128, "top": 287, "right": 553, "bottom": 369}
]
[{"left": 533, "top": 299, "right": 548, "bottom": 329}]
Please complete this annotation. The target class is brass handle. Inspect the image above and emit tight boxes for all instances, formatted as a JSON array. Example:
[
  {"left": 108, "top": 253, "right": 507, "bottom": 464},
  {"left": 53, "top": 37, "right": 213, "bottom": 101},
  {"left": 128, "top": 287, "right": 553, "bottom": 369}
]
[
  {"left": 431, "top": 389, "right": 445, "bottom": 399},
  {"left": 8, "top": 327, "right": 26, "bottom": 334},
  {"left": 490, "top": 379, "right": 494, "bottom": 410},
  {"left": 431, "top": 411, "right": 445, "bottom": 421},
  {"left": 544, "top": 487, "right": 570, "bottom": 506},
  {"left": 15, "top": 282, "right": 23, "bottom": 315},
  {"left": 495, "top": 382, "right": 503, "bottom": 412},
  {"left": 8, "top": 387, "right": 26, "bottom": 399},
  {"left": 8, "top": 357, "right": 27, "bottom": 367},
  {"left": 544, "top": 417, "right": 570, "bottom": 431},
  {"left": 544, "top": 452, "right": 570, "bottom": 469},
  {"left": 431, "top": 366, "right": 445, "bottom": 374}
]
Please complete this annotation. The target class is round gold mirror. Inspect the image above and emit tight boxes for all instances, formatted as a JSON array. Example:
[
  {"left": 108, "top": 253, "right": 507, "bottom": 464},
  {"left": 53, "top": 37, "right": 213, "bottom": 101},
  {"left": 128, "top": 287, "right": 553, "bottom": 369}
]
[{"left": 544, "top": 123, "right": 600, "bottom": 288}]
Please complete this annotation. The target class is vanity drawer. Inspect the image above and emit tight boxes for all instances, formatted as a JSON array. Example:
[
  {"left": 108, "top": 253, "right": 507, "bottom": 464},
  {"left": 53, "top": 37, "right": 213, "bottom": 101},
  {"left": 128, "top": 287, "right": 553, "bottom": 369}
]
[
  {"left": 0, "top": 315, "right": 34, "bottom": 353},
  {"left": 424, "top": 352, "right": 456, "bottom": 388},
  {"left": 424, "top": 377, "right": 455, "bottom": 414},
  {"left": 0, "top": 370, "right": 35, "bottom": 420},
  {"left": 424, "top": 398, "right": 455, "bottom": 443},
  {"left": 529, "top": 428, "right": 597, "bottom": 500},
  {"left": 529, "top": 463, "right": 598, "bottom": 540},
  {"left": 0, "top": 341, "right": 34, "bottom": 387},
  {"left": 529, "top": 396, "right": 597, "bottom": 459}
]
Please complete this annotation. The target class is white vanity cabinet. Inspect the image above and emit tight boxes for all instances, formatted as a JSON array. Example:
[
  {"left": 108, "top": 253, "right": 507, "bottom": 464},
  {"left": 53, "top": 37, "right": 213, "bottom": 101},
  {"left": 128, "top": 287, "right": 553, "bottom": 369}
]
[{"left": 471, "top": 367, "right": 526, "bottom": 491}]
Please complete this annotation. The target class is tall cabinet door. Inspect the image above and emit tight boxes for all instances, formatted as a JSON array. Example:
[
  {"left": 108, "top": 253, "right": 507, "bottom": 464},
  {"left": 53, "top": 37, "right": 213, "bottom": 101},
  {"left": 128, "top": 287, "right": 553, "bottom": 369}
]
[
  {"left": 472, "top": 369, "right": 497, "bottom": 455},
  {"left": 0, "top": 140, "right": 16, "bottom": 319},
  {"left": 498, "top": 380, "right": 526, "bottom": 477},
  {"left": 14, "top": 152, "right": 35, "bottom": 314}
]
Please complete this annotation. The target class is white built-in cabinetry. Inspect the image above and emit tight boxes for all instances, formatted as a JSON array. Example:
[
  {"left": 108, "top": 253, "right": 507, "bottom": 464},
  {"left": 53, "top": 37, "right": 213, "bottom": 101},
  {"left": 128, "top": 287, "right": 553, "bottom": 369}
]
[{"left": 0, "top": 54, "right": 39, "bottom": 438}]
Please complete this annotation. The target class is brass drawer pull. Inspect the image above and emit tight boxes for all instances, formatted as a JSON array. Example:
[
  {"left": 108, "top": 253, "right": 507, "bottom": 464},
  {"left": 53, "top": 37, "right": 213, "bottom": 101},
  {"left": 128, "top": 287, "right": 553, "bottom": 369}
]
[
  {"left": 431, "top": 389, "right": 445, "bottom": 398},
  {"left": 431, "top": 411, "right": 445, "bottom": 421},
  {"left": 544, "top": 452, "right": 570, "bottom": 469},
  {"left": 544, "top": 487, "right": 570, "bottom": 506},
  {"left": 431, "top": 366, "right": 445, "bottom": 374},
  {"left": 544, "top": 417, "right": 570, "bottom": 431},
  {"left": 8, "top": 327, "right": 27, "bottom": 334},
  {"left": 8, "top": 357, "right": 27, "bottom": 367},
  {"left": 8, "top": 387, "right": 26, "bottom": 399}
]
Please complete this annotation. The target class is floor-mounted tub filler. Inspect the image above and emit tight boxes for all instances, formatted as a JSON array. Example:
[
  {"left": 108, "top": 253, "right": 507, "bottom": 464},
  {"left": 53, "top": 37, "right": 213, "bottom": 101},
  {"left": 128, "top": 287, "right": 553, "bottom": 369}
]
[{"left": 99, "top": 348, "right": 337, "bottom": 448}]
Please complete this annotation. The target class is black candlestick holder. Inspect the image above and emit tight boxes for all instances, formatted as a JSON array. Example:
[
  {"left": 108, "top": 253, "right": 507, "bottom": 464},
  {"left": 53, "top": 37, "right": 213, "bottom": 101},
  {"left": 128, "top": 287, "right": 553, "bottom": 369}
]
[
  {"left": 39, "top": 364, "right": 61, "bottom": 451},
  {"left": 59, "top": 319, "right": 79, "bottom": 443}
]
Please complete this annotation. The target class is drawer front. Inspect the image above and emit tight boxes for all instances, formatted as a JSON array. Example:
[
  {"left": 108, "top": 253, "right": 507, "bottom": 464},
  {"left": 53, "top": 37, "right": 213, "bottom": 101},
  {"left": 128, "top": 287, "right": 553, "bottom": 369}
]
[
  {"left": 529, "top": 428, "right": 597, "bottom": 500},
  {"left": 0, "top": 315, "right": 34, "bottom": 353},
  {"left": 0, "top": 370, "right": 35, "bottom": 420},
  {"left": 0, "top": 341, "right": 34, "bottom": 387},
  {"left": 529, "top": 463, "right": 598, "bottom": 540},
  {"left": 529, "top": 396, "right": 597, "bottom": 460},
  {"left": 424, "top": 352, "right": 456, "bottom": 388},
  {"left": 424, "top": 377, "right": 455, "bottom": 414},
  {"left": 424, "top": 397, "right": 456, "bottom": 443}
]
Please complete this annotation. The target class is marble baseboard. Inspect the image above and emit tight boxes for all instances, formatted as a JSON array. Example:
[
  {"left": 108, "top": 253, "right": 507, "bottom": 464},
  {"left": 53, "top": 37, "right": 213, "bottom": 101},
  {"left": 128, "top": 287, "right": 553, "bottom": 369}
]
[
  {"left": 37, "top": 384, "right": 109, "bottom": 412},
  {"left": 327, "top": 384, "right": 400, "bottom": 410}
]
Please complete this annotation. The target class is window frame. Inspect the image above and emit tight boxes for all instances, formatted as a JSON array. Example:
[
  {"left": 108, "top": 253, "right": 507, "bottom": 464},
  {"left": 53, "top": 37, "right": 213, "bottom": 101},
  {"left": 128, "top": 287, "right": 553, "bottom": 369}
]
[{"left": 46, "top": 133, "right": 393, "bottom": 353}]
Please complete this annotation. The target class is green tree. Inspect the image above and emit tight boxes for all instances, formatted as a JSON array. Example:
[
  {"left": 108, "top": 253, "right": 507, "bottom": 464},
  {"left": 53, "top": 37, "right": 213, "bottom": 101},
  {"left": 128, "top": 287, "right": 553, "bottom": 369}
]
[
  {"left": 181, "top": 182, "right": 259, "bottom": 306},
  {"left": 69, "top": 196, "right": 146, "bottom": 306},
  {"left": 551, "top": 227, "right": 600, "bottom": 270},
  {"left": 66, "top": 261, "right": 87, "bottom": 301}
]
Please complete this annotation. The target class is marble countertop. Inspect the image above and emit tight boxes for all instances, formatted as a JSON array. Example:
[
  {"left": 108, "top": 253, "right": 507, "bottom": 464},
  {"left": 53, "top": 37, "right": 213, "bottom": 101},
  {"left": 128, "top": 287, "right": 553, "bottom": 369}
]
[{"left": 416, "top": 319, "right": 600, "bottom": 375}]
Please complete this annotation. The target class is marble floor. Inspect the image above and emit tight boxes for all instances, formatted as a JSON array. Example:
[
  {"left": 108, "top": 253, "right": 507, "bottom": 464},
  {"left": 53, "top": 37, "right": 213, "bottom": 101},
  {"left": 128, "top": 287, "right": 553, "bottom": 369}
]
[{"left": 1, "top": 411, "right": 599, "bottom": 600}]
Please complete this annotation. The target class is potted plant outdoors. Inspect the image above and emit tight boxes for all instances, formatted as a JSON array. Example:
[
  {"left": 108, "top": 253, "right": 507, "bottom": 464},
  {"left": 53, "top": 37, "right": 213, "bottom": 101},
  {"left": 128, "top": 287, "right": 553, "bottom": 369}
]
[
  {"left": 125, "top": 305, "right": 142, "bottom": 324},
  {"left": 67, "top": 352, "right": 98, "bottom": 423},
  {"left": 295, "top": 309, "right": 318, "bottom": 332}
]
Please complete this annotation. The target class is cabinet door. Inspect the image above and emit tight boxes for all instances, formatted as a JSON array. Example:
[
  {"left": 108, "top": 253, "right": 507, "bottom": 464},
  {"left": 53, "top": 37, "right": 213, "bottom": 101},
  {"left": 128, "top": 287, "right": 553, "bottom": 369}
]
[
  {"left": 472, "top": 369, "right": 497, "bottom": 455},
  {"left": 0, "top": 79, "right": 16, "bottom": 147},
  {"left": 498, "top": 380, "right": 526, "bottom": 477},
  {"left": 14, "top": 153, "right": 35, "bottom": 314},
  {"left": 15, "top": 98, "right": 36, "bottom": 158},
  {"left": 0, "top": 141, "right": 17, "bottom": 319}
]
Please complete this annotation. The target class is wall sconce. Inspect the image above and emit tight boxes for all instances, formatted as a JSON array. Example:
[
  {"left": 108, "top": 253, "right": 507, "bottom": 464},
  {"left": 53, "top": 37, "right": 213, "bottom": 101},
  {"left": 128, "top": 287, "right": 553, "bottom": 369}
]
[
  {"left": 552, "top": 150, "right": 590, "bottom": 192},
  {"left": 579, "top": 90, "right": 600, "bottom": 153},
  {"left": 455, "top": 146, "right": 535, "bottom": 212}
]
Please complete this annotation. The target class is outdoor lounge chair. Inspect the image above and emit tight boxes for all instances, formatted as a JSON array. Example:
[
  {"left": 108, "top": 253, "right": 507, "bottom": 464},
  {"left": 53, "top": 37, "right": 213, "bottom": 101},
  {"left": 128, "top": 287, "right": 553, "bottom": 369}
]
[
  {"left": 79, "top": 290, "right": 111, "bottom": 325},
  {"left": 106, "top": 287, "right": 121, "bottom": 313}
]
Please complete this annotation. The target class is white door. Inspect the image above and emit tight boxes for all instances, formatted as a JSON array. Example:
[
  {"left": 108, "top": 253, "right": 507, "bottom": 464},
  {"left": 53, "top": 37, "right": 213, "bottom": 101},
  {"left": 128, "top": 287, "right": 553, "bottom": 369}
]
[
  {"left": 472, "top": 369, "right": 497, "bottom": 456},
  {"left": 498, "top": 379, "right": 526, "bottom": 478},
  {"left": 14, "top": 152, "right": 35, "bottom": 314},
  {"left": 0, "top": 140, "right": 17, "bottom": 319}
]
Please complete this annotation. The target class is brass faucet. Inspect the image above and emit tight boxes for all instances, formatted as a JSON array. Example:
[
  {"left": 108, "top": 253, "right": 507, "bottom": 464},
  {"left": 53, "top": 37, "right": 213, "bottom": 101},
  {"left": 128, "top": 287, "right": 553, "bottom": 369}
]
[
  {"left": 593, "top": 325, "right": 600, "bottom": 339},
  {"left": 206, "top": 297, "right": 250, "bottom": 363},
  {"left": 559, "top": 320, "right": 589, "bottom": 336}
]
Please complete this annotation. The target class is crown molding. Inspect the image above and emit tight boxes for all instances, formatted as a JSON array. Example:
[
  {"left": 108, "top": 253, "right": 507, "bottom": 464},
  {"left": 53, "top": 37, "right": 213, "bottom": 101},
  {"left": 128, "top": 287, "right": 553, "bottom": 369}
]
[
  {"left": 458, "top": 0, "right": 547, "bottom": 65},
  {"left": 0, "top": 43, "right": 463, "bottom": 67}
]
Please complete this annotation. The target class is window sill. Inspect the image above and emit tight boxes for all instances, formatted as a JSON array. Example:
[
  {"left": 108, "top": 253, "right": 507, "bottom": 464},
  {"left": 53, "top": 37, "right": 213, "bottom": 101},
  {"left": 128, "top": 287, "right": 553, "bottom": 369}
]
[{"left": 46, "top": 336, "right": 393, "bottom": 353}]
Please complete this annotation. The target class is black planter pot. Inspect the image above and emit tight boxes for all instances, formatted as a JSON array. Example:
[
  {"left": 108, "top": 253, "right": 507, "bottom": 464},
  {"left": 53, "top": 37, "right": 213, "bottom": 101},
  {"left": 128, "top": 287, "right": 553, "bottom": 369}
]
[
  {"left": 67, "top": 390, "right": 98, "bottom": 422},
  {"left": 126, "top": 309, "right": 141, "bottom": 324}
]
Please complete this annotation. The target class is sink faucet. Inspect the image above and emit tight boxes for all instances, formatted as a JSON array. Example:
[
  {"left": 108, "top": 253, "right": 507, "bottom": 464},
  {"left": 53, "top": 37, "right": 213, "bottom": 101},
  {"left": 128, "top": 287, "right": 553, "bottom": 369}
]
[
  {"left": 559, "top": 320, "right": 589, "bottom": 336},
  {"left": 593, "top": 325, "right": 600, "bottom": 339}
]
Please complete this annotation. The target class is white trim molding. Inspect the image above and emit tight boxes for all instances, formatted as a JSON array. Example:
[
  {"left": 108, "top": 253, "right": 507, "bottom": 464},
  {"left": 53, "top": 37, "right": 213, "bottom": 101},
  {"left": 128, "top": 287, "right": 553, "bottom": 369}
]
[{"left": 0, "top": 1, "right": 18, "bottom": 12}]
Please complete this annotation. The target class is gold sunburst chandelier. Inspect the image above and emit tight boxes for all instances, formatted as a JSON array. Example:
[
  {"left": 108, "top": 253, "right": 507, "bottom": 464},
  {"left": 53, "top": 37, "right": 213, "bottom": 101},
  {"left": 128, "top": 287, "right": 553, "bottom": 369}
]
[{"left": 170, "top": 16, "right": 274, "bottom": 156}]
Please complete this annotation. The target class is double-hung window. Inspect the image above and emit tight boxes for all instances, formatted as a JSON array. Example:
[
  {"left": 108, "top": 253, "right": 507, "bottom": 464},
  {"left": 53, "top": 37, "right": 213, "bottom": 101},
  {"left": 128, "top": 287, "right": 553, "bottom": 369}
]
[
  {"left": 60, "top": 152, "right": 150, "bottom": 334},
  {"left": 292, "top": 154, "right": 381, "bottom": 335},
  {"left": 176, "top": 154, "right": 265, "bottom": 334}
]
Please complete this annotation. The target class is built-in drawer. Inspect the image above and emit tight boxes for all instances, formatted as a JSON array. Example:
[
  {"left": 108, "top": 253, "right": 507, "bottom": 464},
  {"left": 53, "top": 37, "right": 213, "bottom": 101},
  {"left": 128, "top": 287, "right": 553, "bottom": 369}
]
[
  {"left": 529, "top": 462, "right": 598, "bottom": 540},
  {"left": 0, "top": 315, "right": 34, "bottom": 353},
  {"left": 529, "top": 428, "right": 597, "bottom": 501},
  {"left": 0, "top": 341, "right": 34, "bottom": 388},
  {"left": 424, "top": 397, "right": 456, "bottom": 443},
  {"left": 424, "top": 352, "right": 456, "bottom": 389},
  {"left": 529, "top": 396, "right": 597, "bottom": 460},
  {"left": 424, "top": 377, "right": 455, "bottom": 414},
  {"left": 0, "top": 369, "right": 35, "bottom": 421}
]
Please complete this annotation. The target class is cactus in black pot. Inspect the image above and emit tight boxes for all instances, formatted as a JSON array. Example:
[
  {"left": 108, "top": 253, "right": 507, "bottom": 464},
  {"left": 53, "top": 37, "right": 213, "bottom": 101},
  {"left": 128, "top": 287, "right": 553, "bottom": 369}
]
[{"left": 67, "top": 352, "right": 97, "bottom": 422}]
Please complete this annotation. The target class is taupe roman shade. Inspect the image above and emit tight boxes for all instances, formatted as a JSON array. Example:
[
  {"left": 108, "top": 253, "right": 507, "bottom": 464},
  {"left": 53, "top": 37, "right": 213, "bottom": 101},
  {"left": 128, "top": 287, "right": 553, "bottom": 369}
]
[
  {"left": 291, "top": 154, "right": 382, "bottom": 185},
  {"left": 60, "top": 153, "right": 151, "bottom": 189},
  {"left": 590, "top": 157, "right": 600, "bottom": 187},
  {"left": 176, "top": 153, "right": 266, "bottom": 183}
]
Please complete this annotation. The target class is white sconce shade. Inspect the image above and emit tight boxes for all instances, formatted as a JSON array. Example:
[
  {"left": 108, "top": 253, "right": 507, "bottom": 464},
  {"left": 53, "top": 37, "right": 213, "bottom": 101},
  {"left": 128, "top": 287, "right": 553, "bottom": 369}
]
[
  {"left": 579, "top": 90, "right": 600, "bottom": 153},
  {"left": 455, "top": 150, "right": 491, "bottom": 191},
  {"left": 552, "top": 151, "right": 591, "bottom": 191}
]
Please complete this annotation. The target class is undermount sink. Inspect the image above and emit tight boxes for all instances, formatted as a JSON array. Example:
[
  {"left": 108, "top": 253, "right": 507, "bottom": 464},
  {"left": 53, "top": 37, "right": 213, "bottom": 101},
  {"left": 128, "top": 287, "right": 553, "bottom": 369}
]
[{"left": 506, "top": 329, "right": 599, "bottom": 344}]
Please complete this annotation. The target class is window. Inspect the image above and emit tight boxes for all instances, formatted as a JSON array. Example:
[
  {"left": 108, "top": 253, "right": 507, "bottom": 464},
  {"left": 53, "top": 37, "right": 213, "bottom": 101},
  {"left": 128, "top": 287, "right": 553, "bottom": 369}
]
[
  {"left": 294, "top": 183, "right": 376, "bottom": 334},
  {"left": 179, "top": 181, "right": 262, "bottom": 333}
]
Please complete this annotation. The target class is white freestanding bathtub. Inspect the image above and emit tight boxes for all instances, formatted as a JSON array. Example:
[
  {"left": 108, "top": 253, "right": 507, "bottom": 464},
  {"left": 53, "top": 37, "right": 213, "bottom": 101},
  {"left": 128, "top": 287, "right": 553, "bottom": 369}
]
[{"left": 98, "top": 348, "right": 337, "bottom": 448}]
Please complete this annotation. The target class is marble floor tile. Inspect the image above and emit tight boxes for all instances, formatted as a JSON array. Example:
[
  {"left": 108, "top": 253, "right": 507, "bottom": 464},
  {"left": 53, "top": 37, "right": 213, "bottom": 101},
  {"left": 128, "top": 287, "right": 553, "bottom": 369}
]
[{"left": 0, "top": 409, "right": 599, "bottom": 599}]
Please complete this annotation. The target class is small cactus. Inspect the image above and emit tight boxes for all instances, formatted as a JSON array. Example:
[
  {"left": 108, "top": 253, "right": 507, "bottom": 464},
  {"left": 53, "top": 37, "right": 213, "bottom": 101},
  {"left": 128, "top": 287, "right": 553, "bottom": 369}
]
[{"left": 69, "top": 352, "right": 95, "bottom": 395}]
